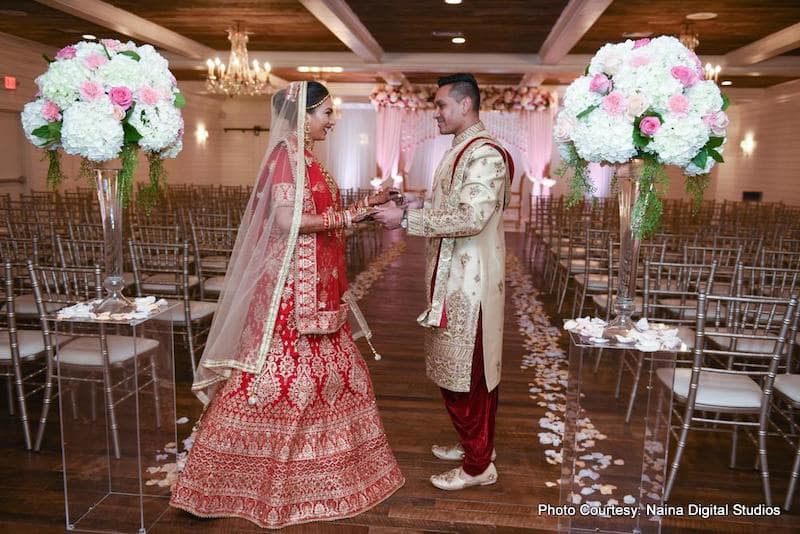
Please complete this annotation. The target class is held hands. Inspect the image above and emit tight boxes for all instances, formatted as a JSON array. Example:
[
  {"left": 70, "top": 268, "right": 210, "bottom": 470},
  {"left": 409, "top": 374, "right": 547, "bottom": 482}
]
[
  {"left": 373, "top": 201, "right": 406, "bottom": 230},
  {"left": 402, "top": 192, "right": 424, "bottom": 209},
  {"left": 367, "top": 188, "right": 402, "bottom": 207}
]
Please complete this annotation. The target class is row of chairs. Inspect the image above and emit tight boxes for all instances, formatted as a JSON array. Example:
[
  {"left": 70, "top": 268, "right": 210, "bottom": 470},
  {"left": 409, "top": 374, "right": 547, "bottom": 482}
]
[{"left": 525, "top": 195, "right": 800, "bottom": 510}]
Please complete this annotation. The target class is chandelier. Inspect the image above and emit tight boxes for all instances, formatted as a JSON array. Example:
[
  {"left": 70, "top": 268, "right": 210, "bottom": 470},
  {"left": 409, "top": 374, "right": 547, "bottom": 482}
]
[
  {"left": 206, "top": 22, "right": 272, "bottom": 96},
  {"left": 678, "top": 22, "right": 699, "bottom": 51}
]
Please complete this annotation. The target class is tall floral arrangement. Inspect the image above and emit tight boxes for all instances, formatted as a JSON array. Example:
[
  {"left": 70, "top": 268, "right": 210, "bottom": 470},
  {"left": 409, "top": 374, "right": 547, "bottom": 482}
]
[
  {"left": 20, "top": 38, "right": 185, "bottom": 205},
  {"left": 554, "top": 36, "right": 729, "bottom": 237}
]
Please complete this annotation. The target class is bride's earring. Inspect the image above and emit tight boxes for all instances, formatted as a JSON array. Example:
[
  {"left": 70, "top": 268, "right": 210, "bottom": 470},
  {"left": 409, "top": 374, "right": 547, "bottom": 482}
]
[{"left": 304, "top": 121, "right": 314, "bottom": 150}]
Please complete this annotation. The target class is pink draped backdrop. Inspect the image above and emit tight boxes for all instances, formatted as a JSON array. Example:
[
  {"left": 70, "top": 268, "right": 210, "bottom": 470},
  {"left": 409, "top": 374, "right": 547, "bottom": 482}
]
[{"left": 375, "top": 107, "right": 404, "bottom": 179}]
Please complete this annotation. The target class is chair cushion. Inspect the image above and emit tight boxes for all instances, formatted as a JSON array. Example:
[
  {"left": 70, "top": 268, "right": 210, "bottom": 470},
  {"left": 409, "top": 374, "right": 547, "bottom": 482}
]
[
  {"left": 659, "top": 298, "right": 725, "bottom": 321},
  {"left": 574, "top": 273, "right": 609, "bottom": 290},
  {"left": 0, "top": 329, "right": 47, "bottom": 360},
  {"left": 55, "top": 334, "right": 159, "bottom": 367},
  {"left": 142, "top": 274, "right": 200, "bottom": 293},
  {"left": 13, "top": 293, "right": 64, "bottom": 316},
  {"left": 204, "top": 276, "right": 225, "bottom": 293},
  {"left": 706, "top": 335, "right": 782, "bottom": 355},
  {"left": 774, "top": 374, "right": 800, "bottom": 405},
  {"left": 656, "top": 367, "right": 762, "bottom": 410},
  {"left": 200, "top": 256, "right": 228, "bottom": 272},
  {"left": 163, "top": 299, "right": 217, "bottom": 324}
]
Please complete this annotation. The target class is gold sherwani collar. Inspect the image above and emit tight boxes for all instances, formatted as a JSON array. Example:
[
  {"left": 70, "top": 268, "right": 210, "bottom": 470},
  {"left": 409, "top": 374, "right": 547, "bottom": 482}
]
[{"left": 452, "top": 120, "right": 486, "bottom": 147}]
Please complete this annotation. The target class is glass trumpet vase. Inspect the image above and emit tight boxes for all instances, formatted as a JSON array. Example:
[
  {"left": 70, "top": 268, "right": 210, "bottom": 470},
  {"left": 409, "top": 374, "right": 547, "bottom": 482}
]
[
  {"left": 603, "top": 158, "right": 646, "bottom": 339},
  {"left": 92, "top": 168, "right": 136, "bottom": 314}
]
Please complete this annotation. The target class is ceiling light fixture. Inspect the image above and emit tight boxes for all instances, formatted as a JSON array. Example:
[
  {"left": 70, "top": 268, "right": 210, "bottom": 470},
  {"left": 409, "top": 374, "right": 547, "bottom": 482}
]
[
  {"left": 297, "top": 66, "right": 344, "bottom": 73},
  {"left": 678, "top": 22, "right": 699, "bottom": 51},
  {"left": 721, "top": 80, "right": 732, "bottom": 86},
  {"left": 452, "top": 36, "right": 466, "bottom": 44},
  {"left": 206, "top": 22, "right": 272, "bottom": 97},
  {"left": 445, "top": 0, "right": 463, "bottom": 4},
  {"left": 82, "top": 34, "right": 97, "bottom": 40},
  {"left": 686, "top": 12, "right": 718, "bottom": 21},
  {"left": 622, "top": 31, "right": 653, "bottom": 38}
]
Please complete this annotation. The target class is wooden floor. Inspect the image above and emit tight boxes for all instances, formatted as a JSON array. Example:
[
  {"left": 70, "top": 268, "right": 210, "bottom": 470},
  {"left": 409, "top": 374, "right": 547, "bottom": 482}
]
[{"left": 1, "top": 231, "right": 799, "bottom": 533}]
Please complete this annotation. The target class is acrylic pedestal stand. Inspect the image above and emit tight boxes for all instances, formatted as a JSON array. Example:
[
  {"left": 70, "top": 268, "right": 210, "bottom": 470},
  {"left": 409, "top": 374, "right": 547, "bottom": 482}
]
[
  {"left": 54, "top": 304, "right": 177, "bottom": 533},
  {"left": 559, "top": 332, "right": 681, "bottom": 534}
]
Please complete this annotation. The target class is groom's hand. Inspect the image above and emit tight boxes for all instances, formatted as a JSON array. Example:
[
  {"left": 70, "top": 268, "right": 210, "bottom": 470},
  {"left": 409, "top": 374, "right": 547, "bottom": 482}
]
[
  {"left": 373, "top": 201, "right": 405, "bottom": 230},
  {"left": 403, "top": 193, "right": 424, "bottom": 209}
]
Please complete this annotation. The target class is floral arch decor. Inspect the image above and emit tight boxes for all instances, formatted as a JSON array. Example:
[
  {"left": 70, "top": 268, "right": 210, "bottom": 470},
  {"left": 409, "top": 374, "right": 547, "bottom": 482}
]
[{"left": 369, "top": 83, "right": 556, "bottom": 112}]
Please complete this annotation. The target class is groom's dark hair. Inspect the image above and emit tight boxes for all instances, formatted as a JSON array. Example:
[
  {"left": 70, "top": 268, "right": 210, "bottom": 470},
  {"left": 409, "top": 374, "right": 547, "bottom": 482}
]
[{"left": 437, "top": 73, "right": 480, "bottom": 112}]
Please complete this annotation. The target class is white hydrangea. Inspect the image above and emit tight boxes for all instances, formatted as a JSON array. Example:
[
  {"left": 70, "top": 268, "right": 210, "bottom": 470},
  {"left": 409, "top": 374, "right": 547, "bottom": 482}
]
[
  {"left": 61, "top": 100, "right": 124, "bottom": 161},
  {"left": 684, "top": 140, "right": 725, "bottom": 176},
  {"left": 74, "top": 41, "right": 106, "bottom": 60},
  {"left": 36, "top": 59, "right": 88, "bottom": 109},
  {"left": 648, "top": 115, "right": 709, "bottom": 167},
  {"left": 96, "top": 54, "right": 143, "bottom": 89},
  {"left": 20, "top": 100, "right": 51, "bottom": 147},
  {"left": 686, "top": 80, "right": 724, "bottom": 115},
  {"left": 612, "top": 63, "right": 683, "bottom": 112},
  {"left": 572, "top": 110, "right": 637, "bottom": 163},
  {"left": 562, "top": 76, "right": 600, "bottom": 117},
  {"left": 137, "top": 45, "right": 172, "bottom": 86},
  {"left": 160, "top": 138, "right": 183, "bottom": 159},
  {"left": 128, "top": 103, "right": 183, "bottom": 152},
  {"left": 588, "top": 41, "right": 633, "bottom": 77}
]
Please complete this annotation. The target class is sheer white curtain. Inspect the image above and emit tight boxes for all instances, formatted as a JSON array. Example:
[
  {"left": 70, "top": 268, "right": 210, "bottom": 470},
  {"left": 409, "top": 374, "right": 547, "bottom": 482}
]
[
  {"left": 589, "top": 162, "right": 615, "bottom": 198},
  {"left": 406, "top": 135, "right": 451, "bottom": 192},
  {"left": 314, "top": 103, "right": 376, "bottom": 190}
]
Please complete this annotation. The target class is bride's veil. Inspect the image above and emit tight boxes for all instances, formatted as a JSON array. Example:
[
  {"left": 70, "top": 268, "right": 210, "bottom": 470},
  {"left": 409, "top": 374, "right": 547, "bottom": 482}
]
[{"left": 192, "top": 81, "right": 308, "bottom": 404}]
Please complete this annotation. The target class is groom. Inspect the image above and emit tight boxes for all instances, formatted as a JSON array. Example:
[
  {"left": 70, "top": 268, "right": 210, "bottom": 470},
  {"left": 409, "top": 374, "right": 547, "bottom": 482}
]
[{"left": 375, "top": 73, "right": 513, "bottom": 490}]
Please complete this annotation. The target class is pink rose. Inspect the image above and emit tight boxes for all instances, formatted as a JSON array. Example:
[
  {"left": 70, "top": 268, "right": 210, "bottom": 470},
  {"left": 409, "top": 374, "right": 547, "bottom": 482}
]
[
  {"left": 703, "top": 111, "right": 729, "bottom": 135},
  {"left": 671, "top": 66, "right": 698, "bottom": 87},
  {"left": 112, "top": 105, "right": 126, "bottom": 121},
  {"left": 55, "top": 46, "right": 76, "bottom": 60},
  {"left": 137, "top": 86, "right": 160, "bottom": 106},
  {"left": 630, "top": 54, "right": 651, "bottom": 68},
  {"left": 667, "top": 94, "right": 690, "bottom": 116},
  {"left": 84, "top": 53, "right": 108, "bottom": 70},
  {"left": 109, "top": 86, "right": 133, "bottom": 109},
  {"left": 41, "top": 101, "right": 61, "bottom": 122},
  {"left": 625, "top": 93, "right": 649, "bottom": 120},
  {"left": 639, "top": 116, "right": 661, "bottom": 136},
  {"left": 589, "top": 73, "right": 611, "bottom": 94},
  {"left": 79, "top": 80, "right": 105, "bottom": 101},
  {"left": 633, "top": 38, "right": 651, "bottom": 49},
  {"left": 601, "top": 91, "right": 626, "bottom": 116},
  {"left": 100, "top": 39, "right": 121, "bottom": 51}
]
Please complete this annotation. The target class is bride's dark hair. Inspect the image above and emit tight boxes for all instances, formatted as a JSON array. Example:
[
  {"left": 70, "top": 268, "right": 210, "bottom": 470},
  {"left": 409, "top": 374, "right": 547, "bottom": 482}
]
[{"left": 272, "top": 81, "right": 330, "bottom": 113}]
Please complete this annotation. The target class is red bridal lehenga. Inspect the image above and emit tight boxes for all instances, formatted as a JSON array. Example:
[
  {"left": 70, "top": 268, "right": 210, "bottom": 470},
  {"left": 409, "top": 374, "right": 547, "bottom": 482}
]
[{"left": 170, "top": 124, "right": 404, "bottom": 528}]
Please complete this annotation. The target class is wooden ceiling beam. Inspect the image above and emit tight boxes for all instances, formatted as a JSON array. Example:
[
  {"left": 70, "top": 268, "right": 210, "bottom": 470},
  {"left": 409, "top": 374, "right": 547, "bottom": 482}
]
[
  {"left": 725, "top": 22, "right": 800, "bottom": 66},
  {"left": 538, "top": 0, "right": 613, "bottom": 65},
  {"left": 33, "top": 0, "right": 215, "bottom": 60},
  {"left": 298, "top": 0, "right": 383, "bottom": 63}
]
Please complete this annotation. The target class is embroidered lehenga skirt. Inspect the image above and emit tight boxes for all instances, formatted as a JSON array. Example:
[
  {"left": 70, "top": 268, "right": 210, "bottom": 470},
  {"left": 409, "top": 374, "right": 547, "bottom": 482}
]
[{"left": 170, "top": 280, "right": 405, "bottom": 528}]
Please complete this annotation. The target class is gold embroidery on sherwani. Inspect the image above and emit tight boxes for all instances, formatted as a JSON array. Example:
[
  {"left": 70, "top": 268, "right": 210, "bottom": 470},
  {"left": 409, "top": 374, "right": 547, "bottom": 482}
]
[{"left": 405, "top": 122, "right": 510, "bottom": 392}]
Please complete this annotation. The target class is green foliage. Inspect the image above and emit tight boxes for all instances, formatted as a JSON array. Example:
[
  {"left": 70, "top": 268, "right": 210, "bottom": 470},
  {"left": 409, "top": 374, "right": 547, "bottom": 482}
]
[
  {"left": 118, "top": 144, "right": 139, "bottom": 207},
  {"left": 45, "top": 150, "right": 65, "bottom": 188},
  {"left": 174, "top": 92, "right": 186, "bottom": 109},
  {"left": 721, "top": 93, "right": 730, "bottom": 111},
  {"left": 42, "top": 54, "right": 54, "bottom": 64},
  {"left": 556, "top": 143, "right": 594, "bottom": 208},
  {"left": 576, "top": 103, "right": 599, "bottom": 120},
  {"left": 119, "top": 50, "right": 141, "bottom": 62},
  {"left": 139, "top": 152, "right": 168, "bottom": 214},
  {"left": 685, "top": 174, "right": 710, "bottom": 215},
  {"left": 630, "top": 156, "right": 668, "bottom": 239}
]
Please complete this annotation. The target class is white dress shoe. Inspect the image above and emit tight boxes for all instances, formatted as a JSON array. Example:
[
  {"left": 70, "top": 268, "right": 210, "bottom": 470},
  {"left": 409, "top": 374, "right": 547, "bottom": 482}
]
[
  {"left": 431, "top": 443, "right": 496, "bottom": 462},
  {"left": 430, "top": 463, "right": 498, "bottom": 491}
]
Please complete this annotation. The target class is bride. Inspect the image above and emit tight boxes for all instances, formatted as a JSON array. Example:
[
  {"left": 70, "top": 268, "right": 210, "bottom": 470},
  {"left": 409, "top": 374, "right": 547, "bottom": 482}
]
[{"left": 170, "top": 81, "right": 405, "bottom": 528}]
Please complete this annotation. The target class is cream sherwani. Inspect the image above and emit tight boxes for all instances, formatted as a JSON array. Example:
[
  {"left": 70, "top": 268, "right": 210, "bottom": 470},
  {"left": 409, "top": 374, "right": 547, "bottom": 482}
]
[{"left": 406, "top": 121, "right": 511, "bottom": 392}]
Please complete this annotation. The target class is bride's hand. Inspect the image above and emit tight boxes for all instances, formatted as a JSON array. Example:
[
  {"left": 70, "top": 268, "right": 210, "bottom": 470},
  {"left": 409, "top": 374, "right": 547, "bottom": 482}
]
[
  {"left": 351, "top": 207, "right": 378, "bottom": 223},
  {"left": 368, "top": 188, "right": 401, "bottom": 207}
]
